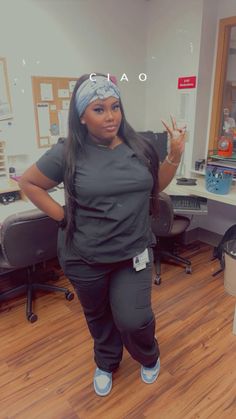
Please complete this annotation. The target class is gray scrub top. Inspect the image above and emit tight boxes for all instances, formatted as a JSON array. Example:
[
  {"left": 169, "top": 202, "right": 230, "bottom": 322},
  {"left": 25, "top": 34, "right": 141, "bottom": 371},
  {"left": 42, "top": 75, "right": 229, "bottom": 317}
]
[{"left": 36, "top": 137, "right": 154, "bottom": 265}]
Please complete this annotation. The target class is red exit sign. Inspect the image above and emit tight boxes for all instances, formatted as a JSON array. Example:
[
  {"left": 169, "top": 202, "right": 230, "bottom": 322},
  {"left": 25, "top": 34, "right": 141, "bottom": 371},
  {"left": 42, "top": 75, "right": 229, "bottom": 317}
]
[{"left": 178, "top": 76, "right": 196, "bottom": 89}]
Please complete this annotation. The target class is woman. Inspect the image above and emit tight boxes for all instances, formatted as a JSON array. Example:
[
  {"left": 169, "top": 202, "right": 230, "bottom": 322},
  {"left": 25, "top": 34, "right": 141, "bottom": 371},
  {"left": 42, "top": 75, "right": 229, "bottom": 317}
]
[{"left": 19, "top": 74, "right": 185, "bottom": 396}]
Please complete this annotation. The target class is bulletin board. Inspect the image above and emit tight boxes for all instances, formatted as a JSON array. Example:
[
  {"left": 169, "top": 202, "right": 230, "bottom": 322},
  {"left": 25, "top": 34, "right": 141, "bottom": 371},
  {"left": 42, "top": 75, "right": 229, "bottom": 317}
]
[{"left": 31, "top": 76, "right": 78, "bottom": 148}]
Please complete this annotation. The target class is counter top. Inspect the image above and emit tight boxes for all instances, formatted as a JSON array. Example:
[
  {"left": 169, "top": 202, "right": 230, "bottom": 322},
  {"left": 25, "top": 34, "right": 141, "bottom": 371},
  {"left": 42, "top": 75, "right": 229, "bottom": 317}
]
[{"left": 165, "top": 176, "right": 236, "bottom": 206}]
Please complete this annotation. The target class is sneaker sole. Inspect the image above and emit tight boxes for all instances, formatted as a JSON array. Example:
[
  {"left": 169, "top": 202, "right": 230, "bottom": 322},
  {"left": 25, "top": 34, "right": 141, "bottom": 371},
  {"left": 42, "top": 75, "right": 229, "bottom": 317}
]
[
  {"left": 93, "top": 382, "right": 112, "bottom": 396},
  {"left": 141, "top": 359, "right": 160, "bottom": 384},
  {"left": 141, "top": 369, "right": 160, "bottom": 384}
]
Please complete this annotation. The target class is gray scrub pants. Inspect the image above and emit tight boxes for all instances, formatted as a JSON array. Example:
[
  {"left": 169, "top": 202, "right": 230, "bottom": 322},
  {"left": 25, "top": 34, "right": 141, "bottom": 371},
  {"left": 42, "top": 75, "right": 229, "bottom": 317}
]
[{"left": 67, "top": 249, "right": 160, "bottom": 373}]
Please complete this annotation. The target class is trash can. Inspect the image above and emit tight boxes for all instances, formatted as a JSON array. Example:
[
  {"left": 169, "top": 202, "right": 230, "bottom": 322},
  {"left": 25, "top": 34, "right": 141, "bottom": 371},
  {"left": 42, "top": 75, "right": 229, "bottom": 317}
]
[{"left": 223, "top": 240, "right": 236, "bottom": 296}]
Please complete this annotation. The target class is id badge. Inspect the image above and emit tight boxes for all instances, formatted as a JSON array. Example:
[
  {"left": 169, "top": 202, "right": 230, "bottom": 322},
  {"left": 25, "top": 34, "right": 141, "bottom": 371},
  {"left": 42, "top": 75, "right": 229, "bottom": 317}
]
[{"left": 133, "top": 248, "right": 149, "bottom": 271}]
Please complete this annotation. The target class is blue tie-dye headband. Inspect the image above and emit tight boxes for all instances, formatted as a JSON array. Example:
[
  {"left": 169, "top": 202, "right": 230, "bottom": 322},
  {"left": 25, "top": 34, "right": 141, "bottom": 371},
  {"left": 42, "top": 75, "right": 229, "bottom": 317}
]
[{"left": 75, "top": 76, "right": 120, "bottom": 117}]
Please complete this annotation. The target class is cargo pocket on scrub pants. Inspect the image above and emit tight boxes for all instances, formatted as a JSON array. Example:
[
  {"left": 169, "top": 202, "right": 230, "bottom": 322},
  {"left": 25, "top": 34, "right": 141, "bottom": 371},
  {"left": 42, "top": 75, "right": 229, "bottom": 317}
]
[{"left": 135, "top": 248, "right": 153, "bottom": 309}]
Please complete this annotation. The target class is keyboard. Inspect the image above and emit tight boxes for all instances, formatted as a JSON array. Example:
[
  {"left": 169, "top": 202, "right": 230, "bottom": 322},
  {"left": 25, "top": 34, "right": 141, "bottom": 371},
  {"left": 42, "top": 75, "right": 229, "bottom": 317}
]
[{"left": 170, "top": 195, "right": 208, "bottom": 214}]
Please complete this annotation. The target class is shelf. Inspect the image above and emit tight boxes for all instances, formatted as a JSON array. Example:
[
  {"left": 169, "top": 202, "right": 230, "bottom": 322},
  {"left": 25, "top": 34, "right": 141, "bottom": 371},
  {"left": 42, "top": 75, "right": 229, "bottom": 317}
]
[
  {"left": 0, "top": 141, "right": 8, "bottom": 178},
  {"left": 208, "top": 152, "right": 236, "bottom": 162}
]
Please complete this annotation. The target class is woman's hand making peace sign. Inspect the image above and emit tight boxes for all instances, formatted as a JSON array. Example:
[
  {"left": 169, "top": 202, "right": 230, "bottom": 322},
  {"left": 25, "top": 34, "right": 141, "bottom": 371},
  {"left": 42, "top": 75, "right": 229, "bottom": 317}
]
[{"left": 161, "top": 115, "right": 186, "bottom": 164}]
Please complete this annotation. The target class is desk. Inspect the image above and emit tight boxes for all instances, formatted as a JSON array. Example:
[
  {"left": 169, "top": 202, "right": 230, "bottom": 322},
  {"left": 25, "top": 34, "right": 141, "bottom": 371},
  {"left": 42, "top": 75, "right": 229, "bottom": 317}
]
[
  {"left": 1, "top": 176, "right": 235, "bottom": 221},
  {"left": 0, "top": 178, "right": 21, "bottom": 194},
  {"left": 0, "top": 188, "right": 65, "bottom": 224},
  {"left": 165, "top": 176, "right": 236, "bottom": 207},
  {"left": 0, "top": 176, "right": 235, "bottom": 234},
  {"left": 165, "top": 175, "right": 236, "bottom": 241}
]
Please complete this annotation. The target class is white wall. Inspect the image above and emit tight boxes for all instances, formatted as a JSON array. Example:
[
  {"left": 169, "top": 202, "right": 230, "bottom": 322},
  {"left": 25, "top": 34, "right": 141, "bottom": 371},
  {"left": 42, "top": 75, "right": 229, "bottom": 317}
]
[
  {"left": 145, "top": 0, "right": 204, "bottom": 176},
  {"left": 0, "top": 0, "right": 148, "bottom": 168},
  {"left": 217, "top": 0, "right": 236, "bottom": 19},
  {"left": 146, "top": 0, "right": 203, "bottom": 127}
]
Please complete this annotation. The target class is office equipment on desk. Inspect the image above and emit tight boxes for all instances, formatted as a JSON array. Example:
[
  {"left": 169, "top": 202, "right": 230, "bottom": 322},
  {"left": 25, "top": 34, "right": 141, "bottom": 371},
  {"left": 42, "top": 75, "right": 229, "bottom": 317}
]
[
  {"left": 206, "top": 165, "right": 233, "bottom": 195},
  {"left": 0, "top": 209, "right": 74, "bottom": 322},
  {"left": 0, "top": 190, "right": 21, "bottom": 205},
  {"left": 170, "top": 195, "right": 208, "bottom": 215},
  {"left": 151, "top": 192, "right": 192, "bottom": 285},
  {"left": 176, "top": 177, "right": 197, "bottom": 186},
  {"left": 207, "top": 152, "right": 236, "bottom": 179},
  {"left": 0, "top": 185, "right": 65, "bottom": 226},
  {"left": 166, "top": 175, "right": 236, "bottom": 207},
  {"left": 0, "top": 178, "right": 24, "bottom": 206},
  {"left": 9, "top": 166, "right": 16, "bottom": 177},
  {"left": 195, "top": 159, "right": 205, "bottom": 171}
]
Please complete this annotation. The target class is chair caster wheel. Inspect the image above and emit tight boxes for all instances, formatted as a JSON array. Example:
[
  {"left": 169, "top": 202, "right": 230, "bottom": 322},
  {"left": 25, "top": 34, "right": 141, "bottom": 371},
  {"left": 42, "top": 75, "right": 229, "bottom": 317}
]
[
  {"left": 154, "top": 276, "right": 161, "bottom": 285},
  {"left": 27, "top": 313, "right": 38, "bottom": 323},
  {"left": 185, "top": 266, "right": 192, "bottom": 274},
  {"left": 65, "top": 291, "right": 74, "bottom": 301}
]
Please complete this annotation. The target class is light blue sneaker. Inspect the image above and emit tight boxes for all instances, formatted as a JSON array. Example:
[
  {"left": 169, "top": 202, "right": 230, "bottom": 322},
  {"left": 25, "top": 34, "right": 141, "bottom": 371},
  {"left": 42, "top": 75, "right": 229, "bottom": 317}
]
[
  {"left": 93, "top": 367, "right": 113, "bottom": 396},
  {"left": 141, "top": 358, "right": 160, "bottom": 384}
]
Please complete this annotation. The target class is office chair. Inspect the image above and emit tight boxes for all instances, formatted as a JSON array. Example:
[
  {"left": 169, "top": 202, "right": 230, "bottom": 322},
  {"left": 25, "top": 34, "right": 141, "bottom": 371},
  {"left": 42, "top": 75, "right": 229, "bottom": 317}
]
[
  {"left": 0, "top": 209, "right": 74, "bottom": 322},
  {"left": 151, "top": 192, "right": 192, "bottom": 285}
]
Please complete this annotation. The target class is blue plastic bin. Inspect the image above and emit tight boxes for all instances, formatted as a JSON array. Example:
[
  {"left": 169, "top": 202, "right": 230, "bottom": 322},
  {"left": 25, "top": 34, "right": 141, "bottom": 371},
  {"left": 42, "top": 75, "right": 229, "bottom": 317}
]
[{"left": 205, "top": 165, "right": 233, "bottom": 194}]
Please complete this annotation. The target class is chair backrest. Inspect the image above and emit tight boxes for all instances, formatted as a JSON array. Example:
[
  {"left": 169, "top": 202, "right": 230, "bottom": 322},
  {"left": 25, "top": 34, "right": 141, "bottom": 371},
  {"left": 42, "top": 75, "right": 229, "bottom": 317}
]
[
  {"left": 139, "top": 131, "right": 168, "bottom": 162},
  {"left": 0, "top": 209, "right": 58, "bottom": 268},
  {"left": 154, "top": 132, "right": 168, "bottom": 162},
  {"left": 151, "top": 192, "right": 174, "bottom": 236}
]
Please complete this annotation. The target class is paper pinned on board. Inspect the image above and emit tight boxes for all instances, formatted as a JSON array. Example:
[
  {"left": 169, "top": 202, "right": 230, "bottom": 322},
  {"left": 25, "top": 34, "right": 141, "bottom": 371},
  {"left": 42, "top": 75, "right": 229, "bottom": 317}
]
[
  {"left": 58, "top": 109, "right": 69, "bottom": 137},
  {"left": 69, "top": 80, "right": 77, "bottom": 93},
  {"left": 37, "top": 103, "right": 50, "bottom": 137},
  {"left": 58, "top": 89, "right": 69, "bottom": 98},
  {"left": 40, "top": 83, "right": 53, "bottom": 101},
  {"left": 62, "top": 100, "right": 70, "bottom": 110}
]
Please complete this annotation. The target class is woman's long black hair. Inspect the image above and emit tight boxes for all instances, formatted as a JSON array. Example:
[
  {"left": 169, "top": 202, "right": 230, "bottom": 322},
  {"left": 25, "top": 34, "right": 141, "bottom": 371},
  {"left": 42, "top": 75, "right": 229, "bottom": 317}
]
[{"left": 63, "top": 73, "right": 159, "bottom": 243}]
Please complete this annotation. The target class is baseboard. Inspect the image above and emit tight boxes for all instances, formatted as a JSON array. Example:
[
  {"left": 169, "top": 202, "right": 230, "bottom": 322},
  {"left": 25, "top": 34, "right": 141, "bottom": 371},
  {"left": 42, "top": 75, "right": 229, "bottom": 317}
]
[{"left": 183, "top": 228, "right": 222, "bottom": 247}]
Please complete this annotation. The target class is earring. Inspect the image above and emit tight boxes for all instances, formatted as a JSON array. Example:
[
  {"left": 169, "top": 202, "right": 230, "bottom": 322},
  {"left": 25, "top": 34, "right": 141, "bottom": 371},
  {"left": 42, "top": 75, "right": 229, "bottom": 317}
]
[{"left": 81, "top": 120, "right": 85, "bottom": 124}]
